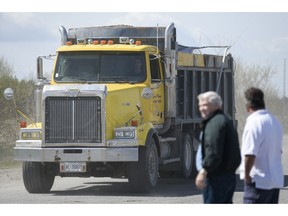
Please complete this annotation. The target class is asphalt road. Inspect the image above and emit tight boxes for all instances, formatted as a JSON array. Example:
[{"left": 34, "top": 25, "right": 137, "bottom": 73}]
[{"left": 0, "top": 138, "right": 288, "bottom": 205}]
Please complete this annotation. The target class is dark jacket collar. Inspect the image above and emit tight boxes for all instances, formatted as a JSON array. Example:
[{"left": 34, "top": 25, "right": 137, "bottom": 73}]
[{"left": 202, "top": 109, "right": 223, "bottom": 125}]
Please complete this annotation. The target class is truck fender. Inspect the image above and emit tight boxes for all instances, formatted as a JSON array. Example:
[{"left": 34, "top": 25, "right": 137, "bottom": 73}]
[{"left": 145, "top": 128, "right": 160, "bottom": 158}]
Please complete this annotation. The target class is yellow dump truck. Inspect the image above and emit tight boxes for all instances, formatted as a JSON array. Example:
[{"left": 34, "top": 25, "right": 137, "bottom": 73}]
[{"left": 6, "top": 23, "right": 235, "bottom": 193}]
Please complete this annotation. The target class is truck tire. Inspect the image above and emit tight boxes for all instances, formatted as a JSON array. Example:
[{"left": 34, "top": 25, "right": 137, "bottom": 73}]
[
  {"left": 181, "top": 133, "right": 195, "bottom": 178},
  {"left": 22, "top": 162, "right": 55, "bottom": 193},
  {"left": 128, "top": 139, "right": 159, "bottom": 192}
]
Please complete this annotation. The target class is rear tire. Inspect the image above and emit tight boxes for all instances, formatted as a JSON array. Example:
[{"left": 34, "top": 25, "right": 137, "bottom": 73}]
[
  {"left": 22, "top": 162, "right": 55, "bottom": 193},
  {"left": 180, "top": 133, "right": 195, "bottom": 178},
  {"left": 128, "top": 139, "right": 159, "bottom": 192}
]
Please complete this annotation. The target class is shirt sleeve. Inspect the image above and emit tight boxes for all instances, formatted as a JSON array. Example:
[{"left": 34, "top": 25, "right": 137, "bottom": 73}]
[{"left": 242, "top": 120, "right": 261, "bottom": 156}]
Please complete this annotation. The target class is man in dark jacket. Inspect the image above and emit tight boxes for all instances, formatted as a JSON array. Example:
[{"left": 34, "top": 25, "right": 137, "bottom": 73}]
[{"left": 195, "top": 91, "right": 241, "bottom": 203}]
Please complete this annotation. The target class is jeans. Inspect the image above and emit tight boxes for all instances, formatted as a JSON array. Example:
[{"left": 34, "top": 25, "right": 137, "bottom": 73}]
[
  {"left": 203, "top": 173, "right": 236, "bottom": 204},
  {"left": 243, "top": 182, "right": 280, "bottom": 204}
]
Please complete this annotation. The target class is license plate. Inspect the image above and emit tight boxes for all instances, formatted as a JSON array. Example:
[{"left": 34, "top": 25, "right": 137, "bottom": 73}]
[{"left": 60, "top": 162, "right": 86, "bottom": 173}]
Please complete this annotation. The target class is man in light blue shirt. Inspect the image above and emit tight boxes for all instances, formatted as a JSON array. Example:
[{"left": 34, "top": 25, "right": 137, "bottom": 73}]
[{"left": 196, "top": 132, "right": 203, "bottom": 172}]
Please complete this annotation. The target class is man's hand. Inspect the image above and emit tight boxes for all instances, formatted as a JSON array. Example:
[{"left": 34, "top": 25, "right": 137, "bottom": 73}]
[
  {"left": 244, "top": 155, "right": 255, "bottom": 184},
  {"left": 195, "top": 169, "right": 207, "bottom": 189}
]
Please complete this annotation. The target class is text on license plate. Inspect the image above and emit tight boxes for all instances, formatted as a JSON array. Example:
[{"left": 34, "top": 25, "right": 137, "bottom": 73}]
[{"left": 60, "top": 162, "right": 87, "bottom": 173}]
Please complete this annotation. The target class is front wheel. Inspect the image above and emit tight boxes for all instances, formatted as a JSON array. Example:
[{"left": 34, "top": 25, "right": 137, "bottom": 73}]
[
  {"left": 22, "top": 162, "right": 55, "bottom": 193},
  {"left": 128, "top": 139, "right": 159, "bottom": 192}
]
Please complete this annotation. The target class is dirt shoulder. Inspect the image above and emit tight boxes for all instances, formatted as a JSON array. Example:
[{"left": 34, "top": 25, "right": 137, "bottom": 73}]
[{"left": 0, "top": 167, "right": 21, "bottom": 184}]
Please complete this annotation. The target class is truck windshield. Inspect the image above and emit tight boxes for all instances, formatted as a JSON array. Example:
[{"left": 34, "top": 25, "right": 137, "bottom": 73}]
[{"left": 54, "top": 51, "right": 146, "bottom": 83}]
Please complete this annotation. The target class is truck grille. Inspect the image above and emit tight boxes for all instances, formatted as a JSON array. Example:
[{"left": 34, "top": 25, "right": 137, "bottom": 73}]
[{"left": 45, "top": 97, "right": 102, "bottom": 143}]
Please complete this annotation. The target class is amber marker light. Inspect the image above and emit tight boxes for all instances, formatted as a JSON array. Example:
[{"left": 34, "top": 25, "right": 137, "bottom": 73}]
[
  {"left": 66, "top": 41, "right": 73, "bottom": 46},
  {"left": 20, "top": 121, "right": 27, "bottom": 128},
  {"left": 135, "top": 41, "right": 142, "bottom": 45},
  {"left": 131, "top": 120, "right": 138, "bottom": 126},
  {"left": 100, "top": 40, "right": 107, "bottom": 45}
]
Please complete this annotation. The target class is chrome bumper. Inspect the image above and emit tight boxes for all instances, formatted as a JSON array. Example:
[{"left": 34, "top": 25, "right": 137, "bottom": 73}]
[{"left": 14, "top": 147, "right": 138, "bottom": 162}]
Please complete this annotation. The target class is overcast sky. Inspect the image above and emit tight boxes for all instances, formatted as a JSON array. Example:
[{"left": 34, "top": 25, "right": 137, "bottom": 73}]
[{"left": 1, "top": 1, "right": 288, "bottom": 95}]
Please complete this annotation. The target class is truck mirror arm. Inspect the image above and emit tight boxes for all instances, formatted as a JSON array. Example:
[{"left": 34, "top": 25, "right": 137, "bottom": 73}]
[
  {"left": 164, "top": 76, "right": 175, "bottom": 86},
  {"left": 151, "top": 80, "right": 164, "bottom": 89},
  {"left": 125, "top": 104, "right": 143, "bottom": 126},
  {"left": 15, "top": 108, "right": 37, "bottom": 127},
  {"left": 3, "top": 88, "right": 37, "bottom": 127}
]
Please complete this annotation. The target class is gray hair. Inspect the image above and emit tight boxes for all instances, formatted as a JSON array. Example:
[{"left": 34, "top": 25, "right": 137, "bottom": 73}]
[{"left": 197, "top": 91, "right": 223, "bottom": 108}]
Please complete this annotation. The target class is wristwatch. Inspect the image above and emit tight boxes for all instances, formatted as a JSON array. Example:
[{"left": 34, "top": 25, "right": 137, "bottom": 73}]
[{"left": 200, "top": 168, "right": 207, "bottom": 176}]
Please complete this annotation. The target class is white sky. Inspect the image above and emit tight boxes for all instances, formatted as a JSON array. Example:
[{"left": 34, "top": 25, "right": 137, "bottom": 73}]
[{"left": 1, "top": 0, "right": 288, "bottom": 96}]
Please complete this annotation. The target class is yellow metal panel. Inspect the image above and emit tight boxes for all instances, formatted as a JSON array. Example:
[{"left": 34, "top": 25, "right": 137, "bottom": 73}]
[
  {"left": 136, "top": 122, "right": 155, "bottom": 146},
  {"left": 105, "top": 84, "right": 143, "bottom": 140},
  {"left": 178, "top": 52, "right": 205, "bottom": 67},
  {"left": 57, "top": 44, "right": 158, "bottom": 53}
]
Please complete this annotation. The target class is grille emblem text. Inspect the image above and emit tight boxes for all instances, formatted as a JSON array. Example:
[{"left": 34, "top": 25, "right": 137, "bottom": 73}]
[{"left": 67, "top": 88, "right": 80, "bottom": 97}]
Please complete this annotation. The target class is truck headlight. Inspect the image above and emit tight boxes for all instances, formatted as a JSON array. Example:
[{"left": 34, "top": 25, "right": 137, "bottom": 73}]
[
  {"left": 114, "top": 127, "right": 136, "bottom": 139},
  {"left": 20, "top": 129, "right": 41, "bottom": 140}
]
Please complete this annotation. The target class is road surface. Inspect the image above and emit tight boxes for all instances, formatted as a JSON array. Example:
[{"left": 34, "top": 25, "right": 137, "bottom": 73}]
[{"left": 1, "top": 137, "right": 287, "bottom": 205}]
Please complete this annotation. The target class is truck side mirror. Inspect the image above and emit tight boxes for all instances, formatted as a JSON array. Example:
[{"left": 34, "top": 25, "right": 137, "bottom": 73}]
[
  {"left": 37, "top": 57, "right": 43, "bottom": 79},
  {"left": 4, "top": 88, "right": 14, "bottom": 100},
  {"left": 141, "top": 88, "right": 153, "bottom": 99}
]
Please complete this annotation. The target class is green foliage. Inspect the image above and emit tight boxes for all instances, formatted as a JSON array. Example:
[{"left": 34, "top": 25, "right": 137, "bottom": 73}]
[{"left": 0, "top": 57, "right": 35, "bottom": 165}]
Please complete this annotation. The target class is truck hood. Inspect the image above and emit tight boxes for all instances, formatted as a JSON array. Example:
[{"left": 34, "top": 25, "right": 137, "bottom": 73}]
[
  {"left": 105, "top": 83, "right": 146, "bottom": 139},
  {"left": 42, "top": 83, "right": 146, "bottom": 141}
]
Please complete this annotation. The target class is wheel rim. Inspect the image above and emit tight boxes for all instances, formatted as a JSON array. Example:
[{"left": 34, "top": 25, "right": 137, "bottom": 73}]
[{"left": 184, "top": 139, "right": 192, "bottom": 169}]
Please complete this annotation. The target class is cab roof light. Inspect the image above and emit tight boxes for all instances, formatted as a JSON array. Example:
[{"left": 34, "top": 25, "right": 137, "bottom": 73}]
[
  {"left": 66, "top": 41, "right": 73, "bottom": 46},
  {"left": 135, "top": 40, "right": 142, "bottom": 45},
  {"left": 93, "top": 40, "right": 99, "bottom": 45},
  {"left": 107, "top": 40, "right": 114, "bottom": 45},
  {"left": 100, "top": 40, "right": 107, "bottom": 45}
]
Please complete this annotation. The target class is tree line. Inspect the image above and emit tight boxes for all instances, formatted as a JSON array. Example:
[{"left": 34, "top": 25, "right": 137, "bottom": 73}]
[
  {"left": 0, "top": 57, "right": 35, "bottom": 167},
  {"left": 234, "top": 59, "right": 287, "bottom": 136}
]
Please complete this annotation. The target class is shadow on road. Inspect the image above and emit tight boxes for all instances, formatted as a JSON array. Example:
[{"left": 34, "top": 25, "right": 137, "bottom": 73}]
[
  {"left": 51, "top": 174, "right": 248, "bottom": 197},
  {"left": 51, "top": 177, "right": 201, "bottom": 197},
  {"left": 50, "top": 174, "right": 288, "bottom": 197}
]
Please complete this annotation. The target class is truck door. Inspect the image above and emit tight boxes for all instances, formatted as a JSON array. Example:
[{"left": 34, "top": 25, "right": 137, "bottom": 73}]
[{"left": 149, "top": 55, "right": 165, "bottom": 124}]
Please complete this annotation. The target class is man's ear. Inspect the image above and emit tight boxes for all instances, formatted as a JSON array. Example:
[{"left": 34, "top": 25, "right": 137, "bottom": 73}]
[{"left": 246, "top": 105, "right": 253, "bottom": 113}]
